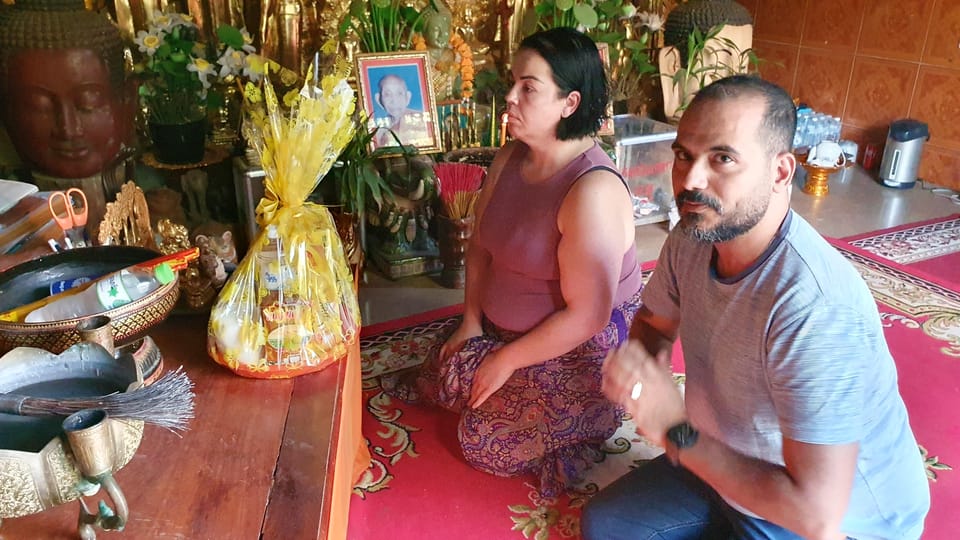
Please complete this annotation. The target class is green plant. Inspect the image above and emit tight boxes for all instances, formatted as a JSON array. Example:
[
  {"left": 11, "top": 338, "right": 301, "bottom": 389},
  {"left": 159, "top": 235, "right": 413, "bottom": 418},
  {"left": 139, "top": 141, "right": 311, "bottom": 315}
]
[
  {"left": 132, "top": 11, "right": 258, "bottom": 124},
  {"left": 326, "top": 115, "right": 397, "bottom": 215},
  {"left": 339, "top": 0, "right": 427, "bottom": 53},
  {"left": 524, "top": 0, "right": 661, "bottom": 103},
  {"left": 664, "top": 24, "right": 761, "bottom": 119}
]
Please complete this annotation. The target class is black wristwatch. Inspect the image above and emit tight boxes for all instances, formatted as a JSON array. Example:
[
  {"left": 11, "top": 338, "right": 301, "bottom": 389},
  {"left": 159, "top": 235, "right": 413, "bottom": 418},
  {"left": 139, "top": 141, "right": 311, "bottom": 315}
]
[{"left": 665, "top": 421, "right": 699, "bottom": 466}]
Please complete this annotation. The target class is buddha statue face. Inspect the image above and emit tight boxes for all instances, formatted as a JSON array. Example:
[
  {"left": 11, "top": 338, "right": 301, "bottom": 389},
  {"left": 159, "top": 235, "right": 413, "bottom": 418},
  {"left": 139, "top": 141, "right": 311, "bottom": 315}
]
[
  {"left": 3, "top": 48, "right": 130, "bottom": 178},
  {"left": 423, "top": 8, "right": 452, "bottom": 49},
  {"left": 0, "top": 0, "right": 133, "bottom": 180}
]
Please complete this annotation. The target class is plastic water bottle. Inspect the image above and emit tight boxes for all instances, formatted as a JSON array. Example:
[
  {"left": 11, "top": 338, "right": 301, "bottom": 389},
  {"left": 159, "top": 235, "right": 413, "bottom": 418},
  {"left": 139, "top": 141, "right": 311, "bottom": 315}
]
[{"left": 25, "top": 262, "right": 176, "bottom": 323}]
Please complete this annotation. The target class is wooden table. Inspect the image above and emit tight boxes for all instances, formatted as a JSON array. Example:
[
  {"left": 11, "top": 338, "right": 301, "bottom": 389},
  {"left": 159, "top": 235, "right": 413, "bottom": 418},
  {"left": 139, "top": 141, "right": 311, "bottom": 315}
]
[{"left": 0, "top": 314, "right": 369, "bottom": 539}]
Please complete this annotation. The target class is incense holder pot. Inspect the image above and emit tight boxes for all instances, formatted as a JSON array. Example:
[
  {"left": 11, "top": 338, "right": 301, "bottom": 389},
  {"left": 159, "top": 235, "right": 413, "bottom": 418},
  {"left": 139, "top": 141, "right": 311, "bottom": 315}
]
[
  {"left": 0, "top": 246, "right": 180, "bottom": 354},
  {"left": 0, "top": 337, "right": 143, "bottom": 527}
]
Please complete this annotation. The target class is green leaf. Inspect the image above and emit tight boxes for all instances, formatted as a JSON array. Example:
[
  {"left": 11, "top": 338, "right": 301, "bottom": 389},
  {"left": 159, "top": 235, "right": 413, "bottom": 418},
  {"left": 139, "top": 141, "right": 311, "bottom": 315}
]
[
  {"left": 597, "top": 0, "right": 621, "bottom": 18},
  {"left": 216, "top": 24, "right": 245, "bottom": 50},
  {"left": 534, "top": 2, "right": 554, "bottom": 17},
  {"left": 555, "top": 0, "right": 574, "bottom": 12},
  {"left": 371, "top": 0, "right": 391, "bottom": 9},
  {"left": 349, "top": 0, "right": 368, "bottom": 19},
  {"left": 595, "top": 31, "right": 623, "bottom": 43},
  {"left": 572, "top": 4, "right": 599, "bottom": 28},
  {"left": 522, "top": 9, "right": 541, "bottom": 35}
]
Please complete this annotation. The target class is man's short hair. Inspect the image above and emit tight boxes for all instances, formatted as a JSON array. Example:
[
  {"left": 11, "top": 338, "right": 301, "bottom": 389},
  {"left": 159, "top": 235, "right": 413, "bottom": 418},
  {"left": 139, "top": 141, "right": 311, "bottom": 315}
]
[
  {"left": 690, "top": 75, "right": 797, "bottom": 156},
  {"left": 518, "top": 27, "right": 610, "bottom": 141}
]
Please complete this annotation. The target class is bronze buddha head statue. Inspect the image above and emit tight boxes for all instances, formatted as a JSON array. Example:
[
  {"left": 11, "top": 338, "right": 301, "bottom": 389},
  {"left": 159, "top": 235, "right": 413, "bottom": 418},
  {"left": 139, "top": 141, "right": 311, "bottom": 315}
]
[{"left": 0, "top": 0, "right": 134, "bottom": 179}]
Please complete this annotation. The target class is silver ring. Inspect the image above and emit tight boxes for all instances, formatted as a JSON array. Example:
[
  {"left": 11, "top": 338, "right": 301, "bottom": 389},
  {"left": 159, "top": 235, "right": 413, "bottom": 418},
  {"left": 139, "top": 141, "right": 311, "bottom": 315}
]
[{"left": 630, "top": 381, "right": 643, "bottom": 400}]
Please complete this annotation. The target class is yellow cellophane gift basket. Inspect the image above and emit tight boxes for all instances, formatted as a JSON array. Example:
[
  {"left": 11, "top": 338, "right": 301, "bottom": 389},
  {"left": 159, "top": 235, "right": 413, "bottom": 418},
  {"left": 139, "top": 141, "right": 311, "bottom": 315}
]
[{"left": 207, "top": 57, "right": 360, "bottom": 378}]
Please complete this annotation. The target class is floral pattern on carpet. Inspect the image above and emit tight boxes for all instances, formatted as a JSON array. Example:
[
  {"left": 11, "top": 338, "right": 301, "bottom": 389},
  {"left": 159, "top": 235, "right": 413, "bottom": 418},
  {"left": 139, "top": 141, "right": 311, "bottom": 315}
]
[
  {"left": 360, "top": 316, "right": 460, "bottom": 379},
  {"left": 352, "top": 251, "right": 957, "bottom": 539},
  {"left": 846, "top": 216, "right": 960, "bottom": 264},
  {"left": 838, "top": 247, "right": 960, "bottom": 357}
]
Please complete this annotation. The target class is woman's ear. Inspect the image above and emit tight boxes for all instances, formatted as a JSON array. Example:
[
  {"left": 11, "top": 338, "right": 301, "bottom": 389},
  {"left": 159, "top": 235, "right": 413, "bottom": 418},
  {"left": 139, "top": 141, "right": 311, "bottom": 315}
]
[{"left": 561, "top": 90, "right": 581, "bottom": 119}]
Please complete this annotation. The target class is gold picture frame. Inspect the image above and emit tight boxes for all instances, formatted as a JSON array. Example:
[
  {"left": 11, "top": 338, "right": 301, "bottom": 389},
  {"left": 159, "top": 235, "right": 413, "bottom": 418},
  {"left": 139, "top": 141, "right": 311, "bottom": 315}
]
[
  {"left": 596, "top": 43, "right": 615, "bottom": 137},
  {"left": 355, "top": 51, "right": 443, "bottom": 155}
]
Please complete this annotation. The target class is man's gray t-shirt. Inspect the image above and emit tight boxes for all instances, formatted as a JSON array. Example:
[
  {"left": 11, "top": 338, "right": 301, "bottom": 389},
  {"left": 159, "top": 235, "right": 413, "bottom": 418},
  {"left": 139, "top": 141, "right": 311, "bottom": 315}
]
[{"left": 643, "top": 211, "right": 929, "bottom": 539}]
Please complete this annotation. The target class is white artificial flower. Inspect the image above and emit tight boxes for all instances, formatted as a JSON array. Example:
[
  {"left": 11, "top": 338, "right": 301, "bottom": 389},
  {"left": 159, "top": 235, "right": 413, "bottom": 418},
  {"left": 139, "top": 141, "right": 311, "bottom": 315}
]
[
  {"left": 188, "top": 57, "right": 216, "bottom": 89},
  {"left": 240, "top": 29, "right": 257, "bottom": 54},
  {"left": 217, "top": 47, "right": 246, "bottom": 78},
  {"left": 243, "top": 54, "right": 267, "bottom": 83},
  {"left": 171, "top": 12, "right": 196, "bottom": 28},
  {"left": 638, "top": 11, "right": 664, "bottom": 32},
  {"left": 149, "top": 10, "right": 175, "bottom": 32},
  {"left": 134, "top": 30, "right": 164, "bottom": 56}
]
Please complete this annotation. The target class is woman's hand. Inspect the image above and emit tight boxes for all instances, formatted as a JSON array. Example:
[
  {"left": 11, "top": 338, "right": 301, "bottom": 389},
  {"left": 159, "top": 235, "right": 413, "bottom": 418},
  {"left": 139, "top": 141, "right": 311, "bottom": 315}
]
[
  {"left": 469, "top": 349, "right": 515, "bottom": 408},
  {"left": 439, "top": 321, "right": 483, "bottom": 363}
]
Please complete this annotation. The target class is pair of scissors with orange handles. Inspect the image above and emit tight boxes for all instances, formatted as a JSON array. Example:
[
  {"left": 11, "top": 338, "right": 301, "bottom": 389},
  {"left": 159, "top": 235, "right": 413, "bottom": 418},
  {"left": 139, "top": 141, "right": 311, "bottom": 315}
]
[{"left": 48, "top": 188, "right": 89, "bottom": 249}]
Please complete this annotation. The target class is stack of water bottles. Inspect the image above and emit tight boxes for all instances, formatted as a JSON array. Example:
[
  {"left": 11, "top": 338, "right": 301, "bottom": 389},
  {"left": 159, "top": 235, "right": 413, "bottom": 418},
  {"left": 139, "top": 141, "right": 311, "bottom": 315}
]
[{"left": 793, "top": 106, "right": 842, "bottom": 152}]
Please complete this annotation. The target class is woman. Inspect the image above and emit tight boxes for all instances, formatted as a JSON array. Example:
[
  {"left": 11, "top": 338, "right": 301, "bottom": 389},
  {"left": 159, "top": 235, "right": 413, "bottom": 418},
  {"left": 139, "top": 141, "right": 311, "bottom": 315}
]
[{"left": 387, "top": 27, "right": 642, "bottom": 496}]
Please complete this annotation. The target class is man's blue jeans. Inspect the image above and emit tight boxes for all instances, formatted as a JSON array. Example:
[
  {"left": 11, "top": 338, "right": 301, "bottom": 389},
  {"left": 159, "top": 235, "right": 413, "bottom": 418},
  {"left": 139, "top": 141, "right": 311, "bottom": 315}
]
[{"left": 581, "top": 455, "right": 807, "bottom": 540}]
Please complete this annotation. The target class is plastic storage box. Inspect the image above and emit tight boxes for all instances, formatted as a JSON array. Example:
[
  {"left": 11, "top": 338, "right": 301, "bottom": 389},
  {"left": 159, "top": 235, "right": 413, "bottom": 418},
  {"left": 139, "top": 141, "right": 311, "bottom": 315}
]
[{"left": 610, "top": 114, "right": 677, "bottom": 226}]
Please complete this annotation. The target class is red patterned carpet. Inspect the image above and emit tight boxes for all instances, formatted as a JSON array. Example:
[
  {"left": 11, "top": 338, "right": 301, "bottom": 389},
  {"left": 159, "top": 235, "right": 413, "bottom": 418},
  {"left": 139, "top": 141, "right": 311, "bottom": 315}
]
[
  {"left": 350, "top": 249, "right": 957, "bottom": 539},
  {"left": 839, "top": 214, "right": 960, "bottom": 287}
]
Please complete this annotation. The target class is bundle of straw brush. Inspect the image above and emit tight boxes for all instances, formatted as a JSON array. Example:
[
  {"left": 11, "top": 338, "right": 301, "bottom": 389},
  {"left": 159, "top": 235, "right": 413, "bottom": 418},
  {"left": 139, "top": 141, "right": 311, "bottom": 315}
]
[
  {"left": 0, "top": 368, "right": 195, "bottom": 432},
  {"left": 434, "top": 163, "right": 486, "bottom": 219}
]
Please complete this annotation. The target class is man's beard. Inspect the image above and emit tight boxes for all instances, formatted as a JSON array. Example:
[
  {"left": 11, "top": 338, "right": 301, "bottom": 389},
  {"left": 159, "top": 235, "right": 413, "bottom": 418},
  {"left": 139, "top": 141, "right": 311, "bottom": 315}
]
[{"left": 675, "top": 189, "right": 769, "bottom": 244}]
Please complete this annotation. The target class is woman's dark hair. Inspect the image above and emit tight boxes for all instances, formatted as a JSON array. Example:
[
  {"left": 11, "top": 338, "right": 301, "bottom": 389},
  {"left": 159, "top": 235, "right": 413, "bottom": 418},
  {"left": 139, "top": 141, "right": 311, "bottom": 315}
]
[{"left": 518, "top": 27, "right": 609, "bottom": 140}]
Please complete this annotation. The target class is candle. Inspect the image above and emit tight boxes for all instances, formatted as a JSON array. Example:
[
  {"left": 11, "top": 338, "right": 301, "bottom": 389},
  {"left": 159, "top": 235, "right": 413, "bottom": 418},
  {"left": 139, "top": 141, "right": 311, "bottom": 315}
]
[
  {"left": 499, "top": 112, "right": 509, "bottom": 147},
  {"left": 489, "top": 95, "right": 496, "bottom": 147}
]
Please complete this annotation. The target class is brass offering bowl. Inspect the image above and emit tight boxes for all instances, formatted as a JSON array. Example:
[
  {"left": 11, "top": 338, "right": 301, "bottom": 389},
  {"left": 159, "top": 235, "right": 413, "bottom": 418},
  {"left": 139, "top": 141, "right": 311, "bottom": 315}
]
[
  {"left": 0, "top": 246, "right": 179, "bottom": 354},
  {"left": 798, "top": 152, "right": 844, "bottom": 197}
]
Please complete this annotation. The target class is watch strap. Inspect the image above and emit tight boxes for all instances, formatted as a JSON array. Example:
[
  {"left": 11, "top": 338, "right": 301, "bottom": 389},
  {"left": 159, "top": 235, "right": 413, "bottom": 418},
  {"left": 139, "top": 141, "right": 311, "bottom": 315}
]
[{"left": 665, "top": 421, "right": 699, "bottom": 466}]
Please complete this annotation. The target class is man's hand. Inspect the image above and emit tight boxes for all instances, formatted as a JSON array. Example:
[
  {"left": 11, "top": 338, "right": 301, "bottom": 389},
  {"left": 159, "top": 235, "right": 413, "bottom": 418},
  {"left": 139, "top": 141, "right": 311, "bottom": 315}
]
[{"left": 602, "top": 339, "right": 686, "bottom": 447}]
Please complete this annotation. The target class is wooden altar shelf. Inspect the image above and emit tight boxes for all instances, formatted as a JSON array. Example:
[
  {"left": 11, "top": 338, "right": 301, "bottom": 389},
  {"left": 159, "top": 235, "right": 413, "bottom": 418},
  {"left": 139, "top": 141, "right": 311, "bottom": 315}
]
[{"left": 1, "top": 314, "right": 368, "bottom": 540}]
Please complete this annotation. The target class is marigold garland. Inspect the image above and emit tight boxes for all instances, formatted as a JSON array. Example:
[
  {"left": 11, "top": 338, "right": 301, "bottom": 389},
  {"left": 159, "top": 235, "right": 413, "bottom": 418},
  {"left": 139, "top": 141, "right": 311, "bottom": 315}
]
[{"left": 413, "top": 31, "right": 474, "bottom": 99}]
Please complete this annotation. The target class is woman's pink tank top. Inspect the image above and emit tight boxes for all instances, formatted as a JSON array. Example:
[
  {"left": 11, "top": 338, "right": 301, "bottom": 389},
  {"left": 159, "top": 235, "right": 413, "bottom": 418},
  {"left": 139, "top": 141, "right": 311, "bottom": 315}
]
[{"left": 474, "top": 142, "right": 642, "bottom": 332}]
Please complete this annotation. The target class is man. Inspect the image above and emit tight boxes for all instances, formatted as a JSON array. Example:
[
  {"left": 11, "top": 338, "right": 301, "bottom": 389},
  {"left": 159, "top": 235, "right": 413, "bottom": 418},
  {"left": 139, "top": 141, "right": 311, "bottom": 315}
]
[
  {"left": 582, "top": 75, "right": 930, "bottom": 539},
  {"left": 373, "top": 74, "right": 430, "bottom": 148}
]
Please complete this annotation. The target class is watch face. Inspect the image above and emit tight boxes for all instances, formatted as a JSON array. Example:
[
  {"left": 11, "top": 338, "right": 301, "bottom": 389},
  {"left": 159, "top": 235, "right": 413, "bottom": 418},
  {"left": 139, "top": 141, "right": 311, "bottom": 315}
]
[{"left": 668, "top": 422, "right": 699, "bottom": 449}]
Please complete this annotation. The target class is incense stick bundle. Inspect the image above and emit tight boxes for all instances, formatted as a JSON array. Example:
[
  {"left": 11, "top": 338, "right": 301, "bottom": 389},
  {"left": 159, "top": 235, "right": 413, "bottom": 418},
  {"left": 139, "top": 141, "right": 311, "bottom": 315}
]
[
  {"left": 0, "top": 368, "right": 196, "bottom": 432},
  {"left": 434, "top": 162, "right": 485, "bottom": 219}
]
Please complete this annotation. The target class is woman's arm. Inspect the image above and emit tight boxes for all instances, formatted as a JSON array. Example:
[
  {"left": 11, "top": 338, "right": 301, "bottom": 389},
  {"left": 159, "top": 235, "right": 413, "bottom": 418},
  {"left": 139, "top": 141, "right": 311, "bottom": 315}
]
[
  {"left": 439, "top": 143, "right": 514, "bottom": 361},
  {"left": 468, "top": 168, "right": 635, "bottom": 406}
]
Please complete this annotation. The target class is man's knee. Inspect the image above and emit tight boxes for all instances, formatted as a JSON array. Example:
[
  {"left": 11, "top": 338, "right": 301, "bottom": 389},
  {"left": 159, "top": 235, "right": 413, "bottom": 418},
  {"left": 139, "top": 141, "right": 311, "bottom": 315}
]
[{"left": 581, "top": 496, "right": 612, "bottom": 540}]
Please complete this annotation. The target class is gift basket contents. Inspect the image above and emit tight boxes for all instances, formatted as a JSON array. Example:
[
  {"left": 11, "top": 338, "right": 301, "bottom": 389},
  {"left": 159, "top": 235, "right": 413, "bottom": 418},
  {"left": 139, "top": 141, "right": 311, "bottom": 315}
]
[{"left": 207, "top": 54, "right": 361, "bottom": 378}]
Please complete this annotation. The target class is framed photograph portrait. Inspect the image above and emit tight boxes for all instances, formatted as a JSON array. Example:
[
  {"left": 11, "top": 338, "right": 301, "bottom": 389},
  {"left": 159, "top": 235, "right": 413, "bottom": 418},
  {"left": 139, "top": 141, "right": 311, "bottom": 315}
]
[
  {"left": 596, "top": 43, "right": 615, "bottom": 137},
  {"left": 356, "top": 51, "right": 442, "bottom": 154}
]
